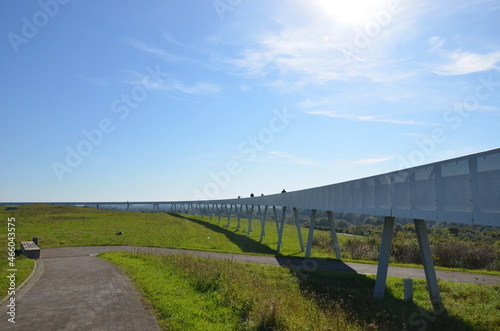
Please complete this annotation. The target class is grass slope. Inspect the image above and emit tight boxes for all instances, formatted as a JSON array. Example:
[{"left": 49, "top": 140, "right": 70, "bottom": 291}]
[
  {"left": 101, "top": 251, "right": 500, "bottom": 330},
  {"left": 1, "top": 204, "right": 499, "bottom": 329},
  {"left": 1, "top": 204, "right": 313, "bottom": 255},
  {"left": 100, "top": 251, "right": 356, "bottom": 330}
]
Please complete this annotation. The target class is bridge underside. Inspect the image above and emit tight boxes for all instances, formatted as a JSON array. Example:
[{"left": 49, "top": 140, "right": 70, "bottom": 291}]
[{"left": 167, "top": 202, "right": 442, "bottom": 304}]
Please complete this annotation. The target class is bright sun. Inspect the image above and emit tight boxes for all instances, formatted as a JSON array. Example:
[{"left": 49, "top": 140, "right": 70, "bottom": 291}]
[{"left": 318, "top": 0, "right": 391, "bottom": 25}]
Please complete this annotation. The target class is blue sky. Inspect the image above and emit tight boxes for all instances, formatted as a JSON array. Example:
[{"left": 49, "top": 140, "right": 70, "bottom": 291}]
[{"left": 1, "top": 0, "right": 499, "bottom": 202}]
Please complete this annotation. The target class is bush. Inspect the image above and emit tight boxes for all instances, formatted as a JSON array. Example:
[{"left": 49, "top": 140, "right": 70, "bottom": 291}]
[
  {"left": 433, "top": 240, "right": 498, "bottom": 270},
  {"left": 391, "top": 238, "right": 421, "bottom": 264},
  {"left": 344, "top": 237, "right": 379, "bottom": 261}
]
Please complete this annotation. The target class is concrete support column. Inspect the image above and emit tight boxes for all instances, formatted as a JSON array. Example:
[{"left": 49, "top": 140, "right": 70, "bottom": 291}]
[
  {"left": 293, "top": 208, "right": 304, "bottom": 252},
  {"left": 226, "top": 204, "right": 233, "bottom": 227},
  {"left": 273, "top": 206, "right": 280, "bottom": 234},
  {"left": 237, "top": 205, "right": 242, "bottom": 229},
  {"left": 327, "top": 211, "right": 342, "bottom": 259},
  {"left": 305, "top": 209, "right": 317, "bottom": 258},
  {"left": 259, "top": 206, "right": 268, "bottom": 242},
  {"left": 374, "top": 216, "right": 395, "bottom": 299},
  {"left": 201, "top": 204, "right": 206, "bottom": 220},
  {"left": 247, "top": 205, "right": 254, "bottom": 234},
  {"left": 217, "top": 204, "right": 222, "bottom": 224},
  {"left": 415, "top": 219, "right": 442, "bottom": 304},
  {"left": 276, "top": 206, "right": 287, "bottom": 251}
]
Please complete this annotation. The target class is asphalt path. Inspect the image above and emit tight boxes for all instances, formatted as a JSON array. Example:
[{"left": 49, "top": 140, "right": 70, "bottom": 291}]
[
  {"left": 1, "top": 246, "right": 498, "bottom": 330},
  {"left": 43, "top": 246, "right": 500, "bottom": 285}
]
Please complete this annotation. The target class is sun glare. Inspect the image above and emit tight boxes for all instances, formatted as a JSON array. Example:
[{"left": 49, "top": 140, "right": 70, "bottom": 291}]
[{"left": 318, "top": 0, "right": 391, "bottom": 25}]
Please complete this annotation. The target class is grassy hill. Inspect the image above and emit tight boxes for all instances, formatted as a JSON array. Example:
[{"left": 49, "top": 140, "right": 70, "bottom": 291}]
[
  {"left": 0, "top": 203, "right": 333, "bottom": 256},
  {"left": 1, "top": 204, "right": 499, "bottom": 330}
]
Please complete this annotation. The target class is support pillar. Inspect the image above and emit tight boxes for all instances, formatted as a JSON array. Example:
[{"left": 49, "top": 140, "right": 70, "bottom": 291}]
[
  {"left": 273, "top": 206, "right": 280, "bottom": 234},
  {"left": 415, "top": 219, "right": 442, "bottom": 304},
  {"left": 305, "top": 209, "right": 317, "bottom": 258},
  {"left": 259, "top": 206, "right": 268, "bottom": 242},
  {"left": 293, "top": 208, "right": 304, "bottom": 252},
  {"left": 374, "top": 216, "right": 395, "bottom": 300},
  {"left": 237, "top": 205, "right": 242, "bottom": 229},
  {"left": 209, "top": 204, "right": 214, "bottom": 222},
  {"left": 327, "top": 211, "right": 341, "bottom": 259},
  {"left": 217, "top": 204, "right": 222, "bottom": 224},
  {"left": 247, "top": 205, "right": 254, "bottom": 234},
  {"left": 276, "top": 206, "right": 287, "bottom": 251},
  {"left": 226, "top": 204, "right": 232, "bottom": 227},
  {"left": 201, "top": 204, "right": 206, "bottom": 220}
]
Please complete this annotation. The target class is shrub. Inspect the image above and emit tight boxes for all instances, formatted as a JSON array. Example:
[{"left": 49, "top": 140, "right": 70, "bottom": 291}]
[
  {"left": 391, "top": 238, "right": 421, "bottom": 264},
  {"left": 344, "top": 237, "right": 379, "bottom": 261}
]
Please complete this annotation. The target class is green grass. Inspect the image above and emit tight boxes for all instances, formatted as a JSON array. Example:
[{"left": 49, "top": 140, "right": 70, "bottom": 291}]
[
  {"left": 0, "top": 255, "right": 34, "bottom": 302},
  {"left": 0, "top": 204, "right": 353, "bottom": 260},
  {"left": 1, "top": 203, "right": 499, "bottom": 330},
  {"left": 1, "top": 204, "right": 498, "bottom": 292},
  {"left": 100, "top": 251, "right": 356, "bottom": 330},
  {"left": 101, "top": 251, "right": 500, "bottom": 330}
]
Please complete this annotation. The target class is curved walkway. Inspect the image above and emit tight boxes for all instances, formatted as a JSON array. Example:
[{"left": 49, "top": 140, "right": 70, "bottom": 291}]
[
  {"left": 1, "top": 246, "right": 499, "bottom": 330},
  {"left": 0, "top": 248, "right": 161, "bottom": 330}
]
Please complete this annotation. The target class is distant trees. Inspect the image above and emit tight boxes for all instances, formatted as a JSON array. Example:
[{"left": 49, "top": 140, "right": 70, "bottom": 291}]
[{"left": 307, "top": 215, "right": 500, "bottom": 271}]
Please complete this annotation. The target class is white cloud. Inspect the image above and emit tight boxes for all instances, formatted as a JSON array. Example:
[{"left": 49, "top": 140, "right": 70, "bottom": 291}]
[
  {"left": 349, "top": 156, "right": 395, "bottom": 165},
  {"left": 433, "top": 51, "right": 500, "bottom": 75},
  {"left": 123, "top": 38, "right": 186, "bottom": 62},
  {"left": 80, "top": 76, "right": 109, "bottom": 86},
  {"left": 328, "top": 155, "right": 395, "bottom": 170},
  {"left": 307, "top": 110, "right": 430, "bottom": 125},
  {"left": 123, "top": 70, "right": 222, "bottom": 96},
  {"left": 170, "top": 81, "right": 222, "bottom": 95},
  {"left": 428, "top": 36, "right": 445, "bottom": 52},
  {"left": 267, "top": 151, "right": 320, "bottom": 166},
  {"left": 225, "top": 21, "right": 414, "bottom": 91},
  {"left": 428, "top": 36, "right": 500, "bottom": 75}
]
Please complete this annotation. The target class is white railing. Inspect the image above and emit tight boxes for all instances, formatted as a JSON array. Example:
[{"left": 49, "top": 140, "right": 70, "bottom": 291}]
[{"left": 163, "top": 147, "right": 500, "bottom": 227}]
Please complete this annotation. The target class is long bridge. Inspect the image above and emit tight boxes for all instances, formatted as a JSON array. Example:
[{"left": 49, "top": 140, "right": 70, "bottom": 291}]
[{"left": 3, "top": 148, "right": 499, "bottom": 304}]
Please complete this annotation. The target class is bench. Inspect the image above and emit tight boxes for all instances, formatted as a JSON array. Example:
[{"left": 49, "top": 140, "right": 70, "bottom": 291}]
[{"left": 21, "top": 241, "right": 40, "bottom": 259}]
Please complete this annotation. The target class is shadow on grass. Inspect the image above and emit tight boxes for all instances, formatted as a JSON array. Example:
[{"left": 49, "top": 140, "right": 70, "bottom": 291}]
[
  {"left": 293, "top": 269, "right": 474, "bottom": 330},
  {"left": 168, "top": 214, "right": 473, "bottom": 329},
  {"left": 173, "top": 214, "right": 360, "bottom": 273},
  {"left": 170, "top": 213, "right": 280, "bottom": 255}
]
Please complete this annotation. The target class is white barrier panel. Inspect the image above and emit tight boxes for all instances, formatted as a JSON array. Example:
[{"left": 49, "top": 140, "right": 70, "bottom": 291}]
[
  {"left": 2, "top": 149, "right": 499, "bottom": 226},
  {"left": 189, "top": 148, "right": 499, "bottom": 227}
]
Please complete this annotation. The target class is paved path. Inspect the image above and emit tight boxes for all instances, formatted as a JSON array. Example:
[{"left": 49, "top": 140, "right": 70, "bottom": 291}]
[
  {"left": 45, "top": 246, "right": 497, "bottom": 285},
  {"left": 0, "top": 249, "right": 161, "bottom": 330},
  {"left": 1, "top": 246, "right": 499, "bottom": 330}
]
